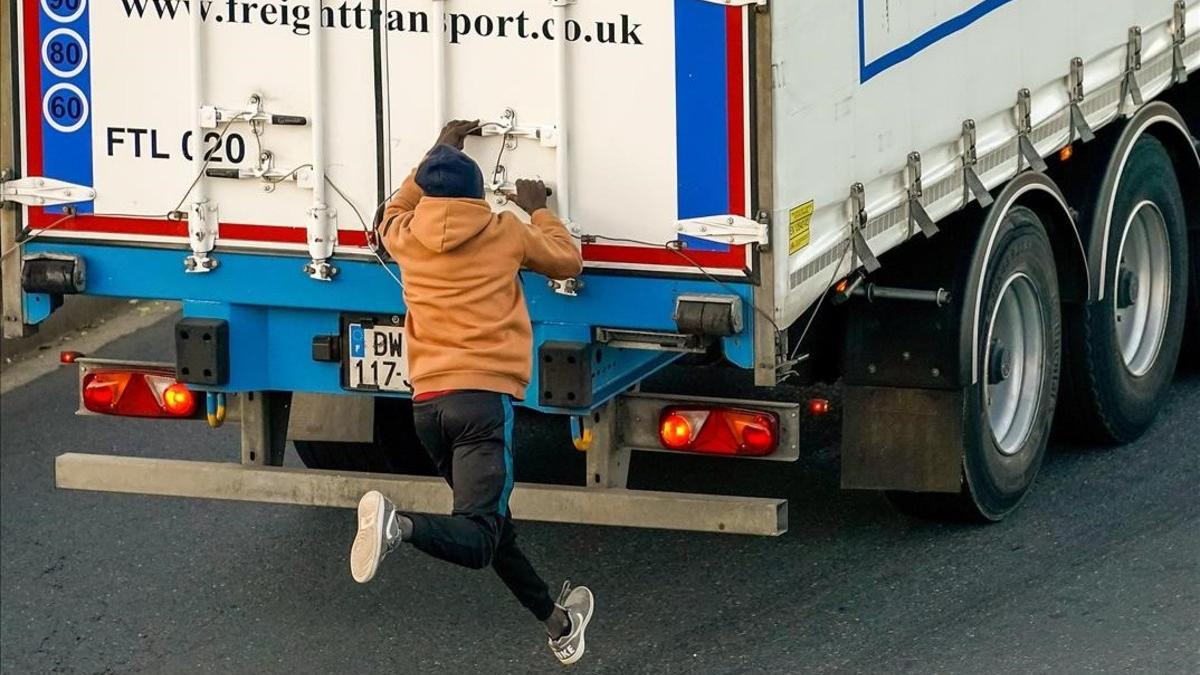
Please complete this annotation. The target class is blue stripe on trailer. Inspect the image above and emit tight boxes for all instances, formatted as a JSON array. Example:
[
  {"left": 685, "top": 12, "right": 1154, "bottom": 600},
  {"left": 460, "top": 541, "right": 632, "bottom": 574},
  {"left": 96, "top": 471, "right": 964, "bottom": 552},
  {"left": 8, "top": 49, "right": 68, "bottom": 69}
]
[
  {"left": 859, "top": 0, "right": 1017, "bottom": 83},
  {"left": 38, "top": 0, "right": 94, "bottom": 213},
  {"left": 21, "top": 243, "right": 756, "bottom": 410},
  {"left": 674, "top": 0, "right": 729, "bottom": 220}
]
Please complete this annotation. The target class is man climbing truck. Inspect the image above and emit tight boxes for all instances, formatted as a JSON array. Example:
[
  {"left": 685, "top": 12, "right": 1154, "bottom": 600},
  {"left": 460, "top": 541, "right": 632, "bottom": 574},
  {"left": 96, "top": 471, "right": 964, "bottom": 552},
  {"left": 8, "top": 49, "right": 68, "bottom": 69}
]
[
  {"left": 350, "top": 121, "right": 593, "bottom": 664},
  {"left": 3, "top": 0, "right": 1198, "bottom": 558}
]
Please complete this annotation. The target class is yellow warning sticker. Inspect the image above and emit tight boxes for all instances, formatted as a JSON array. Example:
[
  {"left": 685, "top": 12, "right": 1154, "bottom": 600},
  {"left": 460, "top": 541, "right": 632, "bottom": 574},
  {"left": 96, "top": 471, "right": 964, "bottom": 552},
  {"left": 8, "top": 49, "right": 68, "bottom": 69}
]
[{"left": 789, "top": 201, "right": 814, "bottom": 255}]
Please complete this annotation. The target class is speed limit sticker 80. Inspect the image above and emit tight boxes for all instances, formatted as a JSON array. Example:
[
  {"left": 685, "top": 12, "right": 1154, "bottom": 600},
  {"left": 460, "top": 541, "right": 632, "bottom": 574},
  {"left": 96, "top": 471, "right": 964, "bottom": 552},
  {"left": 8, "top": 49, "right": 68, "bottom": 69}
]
[{"left": 42, "top": 28, "right": 88, "bottom": 78}]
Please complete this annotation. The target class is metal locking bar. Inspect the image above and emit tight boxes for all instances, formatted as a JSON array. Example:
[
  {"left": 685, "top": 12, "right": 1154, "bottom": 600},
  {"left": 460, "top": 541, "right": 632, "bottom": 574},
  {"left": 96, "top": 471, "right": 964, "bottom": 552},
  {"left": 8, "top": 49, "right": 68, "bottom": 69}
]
[{"left": 198, "top": 94, "right": 308, "bottom": 129}]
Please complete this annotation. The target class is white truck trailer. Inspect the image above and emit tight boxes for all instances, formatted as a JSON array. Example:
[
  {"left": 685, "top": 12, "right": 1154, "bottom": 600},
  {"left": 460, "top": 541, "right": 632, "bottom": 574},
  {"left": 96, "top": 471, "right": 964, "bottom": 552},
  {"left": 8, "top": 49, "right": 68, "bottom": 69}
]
[{"left": 2, "top": 0, "right": 1197, "bottom": 534}]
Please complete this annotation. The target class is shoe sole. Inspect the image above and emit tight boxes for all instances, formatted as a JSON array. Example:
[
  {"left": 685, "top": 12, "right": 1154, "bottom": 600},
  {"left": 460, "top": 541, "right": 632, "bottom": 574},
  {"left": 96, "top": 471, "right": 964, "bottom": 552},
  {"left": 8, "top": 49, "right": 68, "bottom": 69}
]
[
  {"left": 558, "top": 587, "right": 595, "bottom": 666},
  {"left": 350, "top": 490, "right": 386, "bottom": 583}
]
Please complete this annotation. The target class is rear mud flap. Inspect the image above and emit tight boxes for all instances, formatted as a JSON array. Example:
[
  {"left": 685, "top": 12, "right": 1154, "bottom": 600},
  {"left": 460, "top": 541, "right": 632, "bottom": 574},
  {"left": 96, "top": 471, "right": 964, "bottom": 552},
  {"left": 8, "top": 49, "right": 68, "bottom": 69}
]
[{"left": 840, "top": 386, "right": 964, "bottom": 493}]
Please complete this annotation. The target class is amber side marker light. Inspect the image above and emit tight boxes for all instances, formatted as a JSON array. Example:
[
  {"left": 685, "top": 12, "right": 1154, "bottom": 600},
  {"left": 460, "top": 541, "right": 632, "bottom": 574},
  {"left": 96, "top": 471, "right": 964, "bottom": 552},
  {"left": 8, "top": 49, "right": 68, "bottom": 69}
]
[{"left": 807, "top": 398, "right": 832, "bottom": 416}]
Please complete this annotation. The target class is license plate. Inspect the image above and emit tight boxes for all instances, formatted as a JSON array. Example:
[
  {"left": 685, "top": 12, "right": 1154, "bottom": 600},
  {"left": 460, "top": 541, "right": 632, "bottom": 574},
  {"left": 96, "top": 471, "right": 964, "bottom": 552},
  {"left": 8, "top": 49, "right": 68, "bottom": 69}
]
[{"left": 345, "top": 322, "right": 410, "bottom": 392}]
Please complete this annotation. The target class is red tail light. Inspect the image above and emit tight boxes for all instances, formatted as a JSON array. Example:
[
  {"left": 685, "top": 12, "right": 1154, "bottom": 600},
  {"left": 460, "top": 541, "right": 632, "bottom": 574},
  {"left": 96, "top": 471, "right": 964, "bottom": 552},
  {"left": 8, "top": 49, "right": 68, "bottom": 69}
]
[
  {"left": 82, "top": 369, "right": 198, "bottom": 419},
  {"left": 658, "top": 407, "right": 780, "bottom": 457}
]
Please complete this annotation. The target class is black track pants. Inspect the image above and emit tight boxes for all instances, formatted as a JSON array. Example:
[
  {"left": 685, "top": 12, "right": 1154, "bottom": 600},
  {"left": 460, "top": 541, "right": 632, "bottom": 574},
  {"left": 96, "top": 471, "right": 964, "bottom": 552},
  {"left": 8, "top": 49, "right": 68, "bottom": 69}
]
[{"left": 407, "top": 391, "right": 555, "bottom": 621}]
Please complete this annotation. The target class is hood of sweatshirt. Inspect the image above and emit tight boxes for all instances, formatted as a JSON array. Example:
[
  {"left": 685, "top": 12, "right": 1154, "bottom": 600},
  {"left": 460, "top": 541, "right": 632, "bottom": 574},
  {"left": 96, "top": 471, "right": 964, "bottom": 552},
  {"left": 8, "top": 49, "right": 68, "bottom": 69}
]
[{"left": 408, "top": 197, "right": 494, "bottom": 253}]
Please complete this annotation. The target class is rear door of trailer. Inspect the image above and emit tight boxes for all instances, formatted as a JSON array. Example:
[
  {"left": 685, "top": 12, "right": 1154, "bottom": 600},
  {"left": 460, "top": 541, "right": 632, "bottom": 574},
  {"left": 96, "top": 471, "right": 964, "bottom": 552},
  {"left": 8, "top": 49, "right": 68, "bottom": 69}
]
[{"left": 17, "top": 0, "right": 760, "bottom": 278}]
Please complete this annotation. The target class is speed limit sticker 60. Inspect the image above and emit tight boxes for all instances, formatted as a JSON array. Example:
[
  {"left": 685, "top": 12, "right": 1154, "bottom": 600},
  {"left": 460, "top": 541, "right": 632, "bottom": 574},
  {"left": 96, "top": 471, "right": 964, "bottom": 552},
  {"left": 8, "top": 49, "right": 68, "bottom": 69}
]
[{"left": 43, "top": 83, "right": 89, "bottom": 133}]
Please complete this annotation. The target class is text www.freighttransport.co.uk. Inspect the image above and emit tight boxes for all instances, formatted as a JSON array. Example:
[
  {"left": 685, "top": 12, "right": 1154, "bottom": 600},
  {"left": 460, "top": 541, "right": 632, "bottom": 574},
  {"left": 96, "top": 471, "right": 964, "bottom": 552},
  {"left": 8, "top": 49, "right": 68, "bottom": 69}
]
[{"left": 119, "top": 0, "right": 646, "bottom": 44}]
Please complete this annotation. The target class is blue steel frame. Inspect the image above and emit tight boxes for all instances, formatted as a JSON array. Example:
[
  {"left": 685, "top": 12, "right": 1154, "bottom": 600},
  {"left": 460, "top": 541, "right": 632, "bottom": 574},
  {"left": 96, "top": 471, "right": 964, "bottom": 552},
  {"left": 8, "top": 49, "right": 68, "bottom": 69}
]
[{"left": 22, "top": 242, "right": 756, "bottom": 415}]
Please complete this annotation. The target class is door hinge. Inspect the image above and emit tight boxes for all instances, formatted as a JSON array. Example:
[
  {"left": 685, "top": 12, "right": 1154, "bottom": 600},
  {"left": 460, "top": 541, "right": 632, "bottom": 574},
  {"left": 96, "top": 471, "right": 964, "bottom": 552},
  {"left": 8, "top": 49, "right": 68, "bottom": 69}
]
[
  {"left": 676, "top": 215, "right": 767, "bottom": 246},
  {"left": 0, "top": 176, "right": 96, "bottom": 207}
]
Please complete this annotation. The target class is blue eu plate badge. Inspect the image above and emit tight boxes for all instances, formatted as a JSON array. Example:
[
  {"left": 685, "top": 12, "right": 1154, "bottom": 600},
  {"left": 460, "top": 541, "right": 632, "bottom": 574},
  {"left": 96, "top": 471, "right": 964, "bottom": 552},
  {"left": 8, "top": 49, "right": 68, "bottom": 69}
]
[
  {"left": 345, "top": 322, "right": 409, "bottom": 392},
  {"left": 349, "top": 324, "right": 366, "bottom": 359}
]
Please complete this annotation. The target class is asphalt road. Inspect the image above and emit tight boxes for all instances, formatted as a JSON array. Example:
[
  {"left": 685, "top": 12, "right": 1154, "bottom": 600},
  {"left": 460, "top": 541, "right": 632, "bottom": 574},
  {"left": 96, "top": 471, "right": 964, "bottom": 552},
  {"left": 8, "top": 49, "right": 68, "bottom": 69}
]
[{"left": 2, "top": 319, "right": 1197, "bottom": 674}]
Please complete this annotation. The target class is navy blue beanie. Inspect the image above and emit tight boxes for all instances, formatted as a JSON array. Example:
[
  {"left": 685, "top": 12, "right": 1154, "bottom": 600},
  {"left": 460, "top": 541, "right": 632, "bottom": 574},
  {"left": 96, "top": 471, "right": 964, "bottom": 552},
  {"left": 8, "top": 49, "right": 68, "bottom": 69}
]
[{"left": 416, "top": 144, "right": 485, "bottom": 199}]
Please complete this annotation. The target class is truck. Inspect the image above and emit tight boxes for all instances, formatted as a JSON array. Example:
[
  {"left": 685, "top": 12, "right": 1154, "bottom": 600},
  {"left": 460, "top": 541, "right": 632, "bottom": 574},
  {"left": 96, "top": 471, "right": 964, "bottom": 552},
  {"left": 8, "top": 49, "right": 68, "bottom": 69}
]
[{"left": 2, "top": 0, "right": 1197, "bottom": 536}]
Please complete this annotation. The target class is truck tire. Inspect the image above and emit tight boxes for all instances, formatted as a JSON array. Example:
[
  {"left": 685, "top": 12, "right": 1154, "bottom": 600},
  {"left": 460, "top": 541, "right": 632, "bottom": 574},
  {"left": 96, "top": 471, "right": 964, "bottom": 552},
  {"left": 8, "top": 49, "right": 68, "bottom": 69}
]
[
  {"left": 1184, "top": 226, "right": 1200, "bottom": 370},
  {"left": 1058, "top": 136, "right": 1190, "bottom": 443},
  {"left": 888, "top": 206, "right": 1062, "bottom": 521},
  {"left": 293, "top": 398, "right": 437, "bottom": 475}
]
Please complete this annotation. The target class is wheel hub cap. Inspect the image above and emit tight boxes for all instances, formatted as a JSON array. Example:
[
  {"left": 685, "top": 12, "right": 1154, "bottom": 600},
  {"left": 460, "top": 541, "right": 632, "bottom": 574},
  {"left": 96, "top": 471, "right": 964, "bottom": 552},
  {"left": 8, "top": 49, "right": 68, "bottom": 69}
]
[
  {"left": 1116, "top": 269, "right": 1139, "bottom": 309},
  {"left": 985, "top": 274, "right": 1045, "bottom": 457},
  {"left": 1114, "top": 201, "right": 1171, "bottom": 377},
  {"left": 988, "top": 341, "right": 1013, "bottom": 384}
]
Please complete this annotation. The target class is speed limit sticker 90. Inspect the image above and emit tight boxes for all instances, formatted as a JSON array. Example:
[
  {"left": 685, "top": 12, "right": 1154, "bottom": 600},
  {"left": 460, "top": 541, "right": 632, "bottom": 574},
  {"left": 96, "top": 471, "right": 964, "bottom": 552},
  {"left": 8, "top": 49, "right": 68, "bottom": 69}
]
[
  {"left": 40, "top": 0, "right": 87, "bottom": 24},
  {"left": 43, "top": 83, "right": 89, "bottom": 133}
]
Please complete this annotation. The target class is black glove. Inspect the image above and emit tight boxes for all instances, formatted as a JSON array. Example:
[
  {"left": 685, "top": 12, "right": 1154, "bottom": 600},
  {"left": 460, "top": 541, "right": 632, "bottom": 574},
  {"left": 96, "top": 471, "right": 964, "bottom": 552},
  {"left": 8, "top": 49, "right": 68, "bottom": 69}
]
[
  {"left": 511, "top": 179, "right": 549, "bottom": 214},
  {"left": 434, "top": 119, "right": 479, "bottom": 151}
]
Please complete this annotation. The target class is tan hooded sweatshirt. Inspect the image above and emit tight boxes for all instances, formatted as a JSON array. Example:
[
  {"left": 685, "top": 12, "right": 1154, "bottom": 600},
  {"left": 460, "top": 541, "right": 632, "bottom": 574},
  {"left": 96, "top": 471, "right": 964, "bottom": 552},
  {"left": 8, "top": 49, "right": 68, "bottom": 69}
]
[{"left": 379, "top": 173, "right": 583, "bottom": 399}]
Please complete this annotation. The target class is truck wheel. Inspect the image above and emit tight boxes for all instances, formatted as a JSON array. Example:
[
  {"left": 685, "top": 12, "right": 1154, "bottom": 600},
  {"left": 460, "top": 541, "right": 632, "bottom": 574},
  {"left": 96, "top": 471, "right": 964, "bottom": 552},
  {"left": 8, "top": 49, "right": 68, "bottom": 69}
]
[
  {"left": 293, "top": 398, "right": 437, "bottom": 475},
  {"left": 1059, "top": 136, "right": 1189, "bottom": 442},
  {"left": 888, "top": 206, "right": 1062, "bottom": 521}
]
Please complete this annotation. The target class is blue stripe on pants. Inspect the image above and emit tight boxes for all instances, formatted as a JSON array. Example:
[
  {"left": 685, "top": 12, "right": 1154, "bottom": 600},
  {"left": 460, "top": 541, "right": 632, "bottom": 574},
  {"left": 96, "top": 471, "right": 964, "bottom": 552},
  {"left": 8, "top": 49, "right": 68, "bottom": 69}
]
[{"left": 499, "top": 396, "right": 515, "bottom": 516}]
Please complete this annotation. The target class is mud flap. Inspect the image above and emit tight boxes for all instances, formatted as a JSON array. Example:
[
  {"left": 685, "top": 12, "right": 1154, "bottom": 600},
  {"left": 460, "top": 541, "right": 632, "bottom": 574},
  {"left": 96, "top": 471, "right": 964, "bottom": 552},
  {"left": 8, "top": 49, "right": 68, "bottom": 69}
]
[
  {"left": 841, "top": 386, "right": 965, "bottom": 493},
  {"left": 287, "top": 392, "right": 374, "bottom": 443}
]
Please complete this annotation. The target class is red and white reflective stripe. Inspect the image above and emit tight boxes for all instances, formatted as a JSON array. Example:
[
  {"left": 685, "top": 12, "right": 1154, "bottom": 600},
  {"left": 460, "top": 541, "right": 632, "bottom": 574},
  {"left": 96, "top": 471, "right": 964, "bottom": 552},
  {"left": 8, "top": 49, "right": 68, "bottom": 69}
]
[
  {"left": 581, "top": 241, "right": 749, "bottom": 271},
  {"left": 26, "top": 212, "right": 371, "bottom": 248}
]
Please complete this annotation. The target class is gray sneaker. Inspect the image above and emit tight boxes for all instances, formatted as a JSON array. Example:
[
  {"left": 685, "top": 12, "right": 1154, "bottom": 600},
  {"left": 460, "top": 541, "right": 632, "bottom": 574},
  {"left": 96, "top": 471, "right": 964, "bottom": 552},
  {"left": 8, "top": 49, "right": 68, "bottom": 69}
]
[
  {"left": 350, "top": 490, "right": 401, "bottom": 583},
  {"left": 548, "top": 582, "right": 595, "bottom": 665}
]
